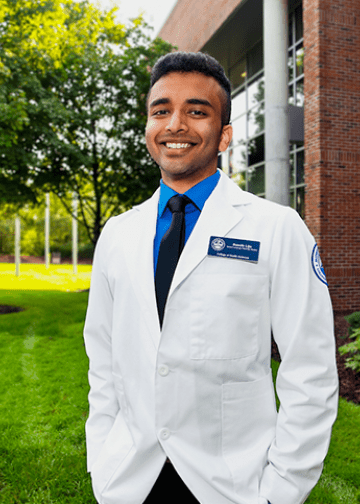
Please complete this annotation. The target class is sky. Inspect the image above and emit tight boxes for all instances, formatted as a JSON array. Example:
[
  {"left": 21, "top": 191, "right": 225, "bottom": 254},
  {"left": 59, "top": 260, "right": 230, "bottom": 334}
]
[{"left": 94, "top": 0, "right": 178, "bottom": 36}]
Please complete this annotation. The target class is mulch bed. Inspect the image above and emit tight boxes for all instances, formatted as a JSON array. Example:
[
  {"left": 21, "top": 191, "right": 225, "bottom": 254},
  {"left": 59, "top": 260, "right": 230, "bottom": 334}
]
[{"left": 0, "top": 305, "right": 24, "bottom": 314}]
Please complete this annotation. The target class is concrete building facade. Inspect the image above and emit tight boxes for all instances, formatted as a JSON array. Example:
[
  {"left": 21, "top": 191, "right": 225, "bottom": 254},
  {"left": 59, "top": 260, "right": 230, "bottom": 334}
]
[{"left": 159, "top": 0, "right": 360, "bottom": 315}]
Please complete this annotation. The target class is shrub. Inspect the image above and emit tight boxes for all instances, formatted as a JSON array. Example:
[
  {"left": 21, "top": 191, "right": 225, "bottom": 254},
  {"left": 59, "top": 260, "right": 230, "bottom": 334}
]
[{"left": 339, "top": 313, "right": 360, "bottom": 374}]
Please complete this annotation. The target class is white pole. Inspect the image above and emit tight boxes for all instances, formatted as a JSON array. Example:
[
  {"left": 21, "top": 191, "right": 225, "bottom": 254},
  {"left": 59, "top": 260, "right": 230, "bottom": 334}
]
[
  {"left": 45, "top": 193, "right": 50, "bottom": 268},
  {"left": 264, "top": 0, "right": 290, "bottom": 205},
  {"left": 15, "top": 216, "right": 20, "bottom": 277},
  {"left": 72, "top": 192, "right": 78, "bottom": 275}
]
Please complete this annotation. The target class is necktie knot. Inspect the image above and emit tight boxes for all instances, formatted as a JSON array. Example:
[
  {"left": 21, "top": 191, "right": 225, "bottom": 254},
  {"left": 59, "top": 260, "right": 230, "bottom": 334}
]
[{"left": 167, "top": 194, "right": 190, "bottom": 214}]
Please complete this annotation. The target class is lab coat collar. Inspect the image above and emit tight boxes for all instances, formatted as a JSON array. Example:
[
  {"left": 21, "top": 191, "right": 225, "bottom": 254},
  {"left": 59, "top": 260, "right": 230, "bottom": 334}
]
[
  {"left": 128, "top": 171, "right": 252, "bottom": 344},
  {"left": 168, "top": 171, "right": 252, "bottom": 300}
]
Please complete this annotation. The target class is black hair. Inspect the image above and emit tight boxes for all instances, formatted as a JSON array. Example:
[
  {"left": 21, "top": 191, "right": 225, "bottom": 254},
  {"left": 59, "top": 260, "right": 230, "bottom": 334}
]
[{"left": 148, "top": 51, "right": 231, "bottom": 127}]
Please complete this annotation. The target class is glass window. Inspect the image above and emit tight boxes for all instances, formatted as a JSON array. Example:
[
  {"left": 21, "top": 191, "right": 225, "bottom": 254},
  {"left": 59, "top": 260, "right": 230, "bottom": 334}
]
[
  {"left": 231, "top": 89, "right": 246, "bottom": 121},
  {"left": 288, "top": 15, "right": 293, "bottom": 47},
  {"left": 289, "top": 143, "right": 305, "bottom": 218},
  {"left": 296, "top": 78, "right": 304, "bottom": 106},
  {"left": 229, "top": 144, "right": 247, "bottom": 174},
  {"left": 296, "top": 149, "right": 304, "bottom": 184},
  {"left": 231, "top": 115, "right": 247, "bottom": 146},
  {"left": 288, "top": 51, "right": 294, "bottom": 81},
  {"left": 248, "top": 105, "right": 265, "bottom": 138},
  {"left": 296, "top": 43, "right": 304, "bottom": 77},
  {"left": 229, "top": 58, "right": 247, "bottom": 90},
  {"left": 247, "top": 42, "right": 263, "bottom": 79},
  {"left": 295, "top": 4, "right": 303, "bottom": 41},
  {"left": 248, "top": 77, "right": 264, "bottom": 109},
  {"left": 296, "top": 186, "right": 305, "bottom": 218},
  {"left": 248, "top": 164, "right": 265, "bottom": 194},
  {"left": 248, "top": 134, "right": 264, "bottom": 166}
]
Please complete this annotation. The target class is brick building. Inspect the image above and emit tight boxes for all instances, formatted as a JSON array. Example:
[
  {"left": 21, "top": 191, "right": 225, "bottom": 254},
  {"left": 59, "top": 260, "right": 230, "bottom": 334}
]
[{"left": 159, "top": 0, "right": 360, "bottom": 316}]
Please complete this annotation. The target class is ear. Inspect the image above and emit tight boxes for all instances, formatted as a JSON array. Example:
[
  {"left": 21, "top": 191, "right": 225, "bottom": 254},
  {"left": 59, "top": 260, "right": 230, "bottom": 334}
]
[{"left": 218, "top": 124, "right": 233, "bottom": 152}]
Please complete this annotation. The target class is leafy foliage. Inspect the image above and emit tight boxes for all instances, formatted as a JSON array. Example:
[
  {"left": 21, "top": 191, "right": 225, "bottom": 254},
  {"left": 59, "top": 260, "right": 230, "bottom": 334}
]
[
  {"left": 0, "top": 0, "right": 175, "bottom": 243},
  {"left": 0, "top": 194, "right": 91, "bottom": 256},
  {"left": 339, "top": 312, "right": 360, "bottom": 374}
]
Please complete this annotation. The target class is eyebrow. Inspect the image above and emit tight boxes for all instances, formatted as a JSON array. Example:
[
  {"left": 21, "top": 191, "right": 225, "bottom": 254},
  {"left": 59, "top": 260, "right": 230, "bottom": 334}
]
[{"left": 149, "top": 97, "right": 214, "bottom": 109}]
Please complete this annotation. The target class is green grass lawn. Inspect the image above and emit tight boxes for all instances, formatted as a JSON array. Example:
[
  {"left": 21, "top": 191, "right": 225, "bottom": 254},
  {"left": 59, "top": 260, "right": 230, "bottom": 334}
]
[{"left": 0, "top": 290, "right": 359, "bottom": 503}]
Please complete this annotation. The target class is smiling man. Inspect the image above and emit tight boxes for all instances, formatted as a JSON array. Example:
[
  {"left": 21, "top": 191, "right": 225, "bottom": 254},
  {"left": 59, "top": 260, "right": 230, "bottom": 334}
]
[{"left": 84, "top": 52, "right": 338, "bottom": 504}]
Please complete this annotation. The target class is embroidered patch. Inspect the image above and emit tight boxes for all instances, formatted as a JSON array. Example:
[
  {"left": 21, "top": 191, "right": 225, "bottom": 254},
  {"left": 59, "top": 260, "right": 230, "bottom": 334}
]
[{"left": 311, "top": 244, "right": 327, "bottom": 285}]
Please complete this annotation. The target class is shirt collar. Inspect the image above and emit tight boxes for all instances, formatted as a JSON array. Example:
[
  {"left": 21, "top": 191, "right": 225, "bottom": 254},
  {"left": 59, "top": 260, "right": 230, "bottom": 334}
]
[{"left": 158, "top": 170, "right": 221, "bottom": 217}]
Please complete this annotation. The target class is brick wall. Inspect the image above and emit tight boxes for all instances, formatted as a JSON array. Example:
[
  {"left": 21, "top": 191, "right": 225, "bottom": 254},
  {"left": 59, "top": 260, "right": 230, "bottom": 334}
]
[
  {"left": 158, "top": 0, "right": 243, "bottom": 52},
  {"left": 304, "top": 0, "right": 360, "bottom": 313}
]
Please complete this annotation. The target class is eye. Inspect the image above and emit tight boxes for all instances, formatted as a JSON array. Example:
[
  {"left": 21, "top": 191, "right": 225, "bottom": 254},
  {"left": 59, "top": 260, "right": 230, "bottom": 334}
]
[
  {"left": 152, "top": 109, "right": 168, "bottom": 116},
  {"left": 189, "top": 110, "right": 206, "bottom": 116}
]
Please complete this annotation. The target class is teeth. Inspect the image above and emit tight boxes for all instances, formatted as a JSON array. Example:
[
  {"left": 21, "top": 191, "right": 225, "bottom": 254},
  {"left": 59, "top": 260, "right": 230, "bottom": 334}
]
[{"left": 165, "top": 143, "right": 191, "bottom": 149}]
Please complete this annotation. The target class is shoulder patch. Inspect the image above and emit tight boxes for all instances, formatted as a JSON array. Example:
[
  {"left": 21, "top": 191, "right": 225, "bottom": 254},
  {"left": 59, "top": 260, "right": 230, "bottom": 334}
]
[{"left": 311, "top": 244, "right": 327, "bottom": 285}]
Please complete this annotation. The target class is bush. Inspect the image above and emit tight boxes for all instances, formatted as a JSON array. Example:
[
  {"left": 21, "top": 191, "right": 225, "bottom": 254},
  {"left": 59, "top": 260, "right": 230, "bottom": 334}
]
[
  {"left": 52, "top": 242, "right": 94, "bottom": 261},
  {"left": 0, "top": 220, "right": 14, "bottom": 254},
  {"left": 344, "top": 311, "right": 360, "bottom": 336},
  {"left": 339, "top": 312, "right": 360, "bottom": 374}
]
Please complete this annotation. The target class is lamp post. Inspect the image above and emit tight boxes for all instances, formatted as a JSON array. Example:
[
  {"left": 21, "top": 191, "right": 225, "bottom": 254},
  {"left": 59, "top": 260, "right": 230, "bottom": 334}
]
[
  {"left": 72, "top": 193, "right": 78, "bottom": 275},
  {"left": 45, "top": 193, "right": 50, "bottom": 268}
]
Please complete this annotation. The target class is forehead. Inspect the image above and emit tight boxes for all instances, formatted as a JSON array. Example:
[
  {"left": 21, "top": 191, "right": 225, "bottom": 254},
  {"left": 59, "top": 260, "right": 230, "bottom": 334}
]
[{"left": 148, "top": 71, "right": 224, "bottom": 109}]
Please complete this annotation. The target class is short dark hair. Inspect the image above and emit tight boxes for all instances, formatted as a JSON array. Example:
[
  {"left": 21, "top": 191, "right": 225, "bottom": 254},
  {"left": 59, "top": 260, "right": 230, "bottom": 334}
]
[{"left": 148, "top": 51, "right": 232, "bottom": 127}]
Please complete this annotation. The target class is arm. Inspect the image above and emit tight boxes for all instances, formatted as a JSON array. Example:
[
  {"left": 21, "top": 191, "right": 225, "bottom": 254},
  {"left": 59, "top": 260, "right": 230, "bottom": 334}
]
[
  {"left": 83, "top": 219, "right": 119, "bottom": 472},
  {"left": 259, "top": 208, "right": 339, "bottom": 504}
]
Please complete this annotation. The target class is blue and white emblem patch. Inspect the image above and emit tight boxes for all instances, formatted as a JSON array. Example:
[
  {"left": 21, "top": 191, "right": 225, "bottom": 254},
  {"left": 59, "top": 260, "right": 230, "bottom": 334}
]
[
  {"left": 210, "top": 237, "right": 226, "bottom": 251},
  {"left": 311, "top": 244, "right": 327, "bottom": 285}
]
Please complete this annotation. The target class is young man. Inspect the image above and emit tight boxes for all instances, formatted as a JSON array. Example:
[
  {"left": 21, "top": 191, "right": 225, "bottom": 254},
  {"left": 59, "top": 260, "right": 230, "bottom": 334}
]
[{"left": 84, "top": 52, "right": 338, "bottom": 504}]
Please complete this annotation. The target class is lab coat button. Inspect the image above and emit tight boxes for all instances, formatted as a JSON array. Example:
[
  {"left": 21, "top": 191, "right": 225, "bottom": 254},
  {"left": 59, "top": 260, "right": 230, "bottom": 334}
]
[
  {"left": 159, "top": 428, "right": 170, "bottom": 440},
  {"left": 158, "top": 365, "right": 169, "bottom": 377}
]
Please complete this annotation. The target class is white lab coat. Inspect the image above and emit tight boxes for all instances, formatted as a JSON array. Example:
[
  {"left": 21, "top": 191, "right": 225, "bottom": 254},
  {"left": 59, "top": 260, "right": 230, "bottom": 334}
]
[{"left": 84, "top": 170, "right": 338, "bottom": 504}]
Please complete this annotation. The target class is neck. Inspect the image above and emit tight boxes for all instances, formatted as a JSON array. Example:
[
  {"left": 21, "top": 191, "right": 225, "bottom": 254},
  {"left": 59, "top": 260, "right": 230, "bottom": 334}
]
[{"left": 161, "top": 168, "right": 218, "bottom": 194}]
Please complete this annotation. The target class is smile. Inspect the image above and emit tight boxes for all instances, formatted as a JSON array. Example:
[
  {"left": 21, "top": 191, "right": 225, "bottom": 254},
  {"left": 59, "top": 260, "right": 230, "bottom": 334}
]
[{"left": 165, "top": 143, "right": 192, "bottom": 149}]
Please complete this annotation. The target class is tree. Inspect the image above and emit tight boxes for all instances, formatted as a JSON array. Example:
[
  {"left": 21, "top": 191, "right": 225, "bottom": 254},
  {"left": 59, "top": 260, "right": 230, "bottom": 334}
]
[
  {"left": 0, "top": 0, "right": 126, "bottom": 204},
  {"left": 1, "top": 1, "right": 174, "bottom": 244},
  {"left": 35, "top": 20, "right": 174, "bottom": 244}
]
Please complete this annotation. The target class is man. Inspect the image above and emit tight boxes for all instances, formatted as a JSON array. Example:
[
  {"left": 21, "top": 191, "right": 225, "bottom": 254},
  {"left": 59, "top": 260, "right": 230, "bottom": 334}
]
[{"left": 84, "top": 52, "right": 338, "bottom": 504}]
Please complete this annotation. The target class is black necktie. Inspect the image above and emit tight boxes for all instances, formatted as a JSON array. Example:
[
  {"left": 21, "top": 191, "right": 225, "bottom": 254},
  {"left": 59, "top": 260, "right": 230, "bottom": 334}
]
[{"left": 155, "top": 194, "right": 190, "bottom": 327}]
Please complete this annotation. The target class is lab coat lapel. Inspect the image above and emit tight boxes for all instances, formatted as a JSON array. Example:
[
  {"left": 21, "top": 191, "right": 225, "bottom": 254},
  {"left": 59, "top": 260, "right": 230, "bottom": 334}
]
[
  {"left": 168, "top": 172, "right": 252, "bottom": 297},
  {"left": 123, "top": 189, "right": 161, "bottom": 345}
]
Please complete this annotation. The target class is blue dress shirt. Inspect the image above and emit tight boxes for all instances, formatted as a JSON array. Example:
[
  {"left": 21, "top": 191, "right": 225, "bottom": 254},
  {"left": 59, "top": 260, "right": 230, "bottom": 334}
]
[{"left": 153, "top": 170, "right": 220, "bottom": 273}]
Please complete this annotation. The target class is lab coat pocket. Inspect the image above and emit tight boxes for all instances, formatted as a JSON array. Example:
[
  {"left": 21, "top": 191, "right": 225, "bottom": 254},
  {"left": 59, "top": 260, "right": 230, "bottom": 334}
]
[
  {"left": 222, "top": 374, "right": 277, "bottom": 494},
  {"left": 190, "top": 274, "right": 267, "bottom": 359},
  {"left": 91, "top": 381, "right": 134, "bottom": 496}
]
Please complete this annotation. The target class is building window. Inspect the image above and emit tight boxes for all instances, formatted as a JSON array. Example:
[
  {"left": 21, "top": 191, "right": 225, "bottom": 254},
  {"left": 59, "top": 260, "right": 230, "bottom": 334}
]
[
  {"left": 223, "top": 42, "right": 265, "bottom": 196},
  {"left": 290, "top": 143, "right": 305, "bottom": 218},
  {"left": 289, "top": 2, "right": 305, "bottom": 216},
  {"left": 222, "top": 2, "right": 305, "bottom": 216}
]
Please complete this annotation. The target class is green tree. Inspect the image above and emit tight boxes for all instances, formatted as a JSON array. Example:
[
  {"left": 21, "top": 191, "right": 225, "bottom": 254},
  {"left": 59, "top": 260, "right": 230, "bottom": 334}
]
[
  {"left": 35, "top": 21, "right": 174, "bottom": 244},
  {"left": 0, "top": 1, "right": 174, "bottom": 244},
  {"left": 0, "top": 0, "right": 125, "bottom": 204}
]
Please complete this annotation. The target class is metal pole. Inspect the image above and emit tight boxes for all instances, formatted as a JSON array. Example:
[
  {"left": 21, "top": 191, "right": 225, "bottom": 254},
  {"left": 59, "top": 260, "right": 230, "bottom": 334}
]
[
  {"left": 72, "top": 193, "right": 78, "bottom": 275},
  {"left": 45, "top": 193, "right": 50, "bottom": 268},
  {"left": 264, "top": 0, "right": 290, "bottom": 205},
  {"left": 15, "top": 216, "right": 20, "bottom": 277}
]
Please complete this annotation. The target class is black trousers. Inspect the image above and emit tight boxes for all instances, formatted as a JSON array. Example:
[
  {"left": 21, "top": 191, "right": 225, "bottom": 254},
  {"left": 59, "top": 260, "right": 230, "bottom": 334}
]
[{"left": 144, "top": 462, "right": 200, "bottom": 503}]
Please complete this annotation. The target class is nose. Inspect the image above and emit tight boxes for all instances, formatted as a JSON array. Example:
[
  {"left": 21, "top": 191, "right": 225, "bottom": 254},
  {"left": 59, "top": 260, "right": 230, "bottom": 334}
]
[{"left": 165, "top": 111, "right": 188, "bottom": 133}]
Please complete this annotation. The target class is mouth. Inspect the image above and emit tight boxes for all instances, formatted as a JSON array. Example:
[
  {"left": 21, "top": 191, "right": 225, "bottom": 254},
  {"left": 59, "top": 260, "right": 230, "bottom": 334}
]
[{"left": 161, "top": 142, "right": 196, "bottom": 150}]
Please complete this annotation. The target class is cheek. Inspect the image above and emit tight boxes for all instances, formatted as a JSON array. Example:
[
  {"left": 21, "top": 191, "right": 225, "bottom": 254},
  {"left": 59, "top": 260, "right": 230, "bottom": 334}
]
[{"left": 145, "top": 122, "right": 157, "bottom": 150}]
